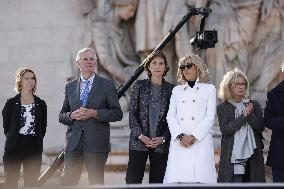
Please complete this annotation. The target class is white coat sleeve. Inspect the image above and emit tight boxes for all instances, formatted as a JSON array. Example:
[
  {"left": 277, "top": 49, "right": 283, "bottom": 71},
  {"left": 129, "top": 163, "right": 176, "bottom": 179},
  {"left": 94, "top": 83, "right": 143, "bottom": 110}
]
[
  {"left": 191, "top": 85, "right": 216, "bottom": 141},
  {"left": 166, "top": 88, "right": 184, "bottom": 140}
]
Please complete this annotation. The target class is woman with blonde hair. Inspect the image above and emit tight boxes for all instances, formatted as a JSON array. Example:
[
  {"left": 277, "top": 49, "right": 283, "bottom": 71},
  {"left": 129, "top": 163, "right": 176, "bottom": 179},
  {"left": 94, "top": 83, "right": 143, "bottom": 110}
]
[
  {"left": 2, "top": 68, "right": 47, "bottom": 187},
  {"left": 163, "top": 54, "right": 217, "bottom": 183},
  {"left": 217, "top": 69, "right": 265, "bottom": 182}
]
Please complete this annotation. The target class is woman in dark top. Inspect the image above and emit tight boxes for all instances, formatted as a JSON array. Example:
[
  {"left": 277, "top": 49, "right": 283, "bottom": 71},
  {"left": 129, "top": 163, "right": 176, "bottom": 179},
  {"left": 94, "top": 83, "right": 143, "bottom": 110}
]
[
  {"left": 2, "top": 68, "right": 47, "bottom": 187},
  {"left": 125, "top": 51, "right": 174, "bottom": 184},
  {"left": 217, "top": 69, "right": 265, "bottom": 182}
]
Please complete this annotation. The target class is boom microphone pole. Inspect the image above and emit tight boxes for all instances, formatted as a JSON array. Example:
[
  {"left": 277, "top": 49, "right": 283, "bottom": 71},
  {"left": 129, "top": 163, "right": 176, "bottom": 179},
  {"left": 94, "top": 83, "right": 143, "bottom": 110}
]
[{"left": 37, "top": 7, "right": 212, "bottom": 185}]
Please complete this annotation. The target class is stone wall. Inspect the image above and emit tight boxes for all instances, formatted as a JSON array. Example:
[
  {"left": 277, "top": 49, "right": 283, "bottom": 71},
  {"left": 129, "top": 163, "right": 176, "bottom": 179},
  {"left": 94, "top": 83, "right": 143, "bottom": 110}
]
[{"left": 0, "top": 0, "right": 87, "bottom": 161}]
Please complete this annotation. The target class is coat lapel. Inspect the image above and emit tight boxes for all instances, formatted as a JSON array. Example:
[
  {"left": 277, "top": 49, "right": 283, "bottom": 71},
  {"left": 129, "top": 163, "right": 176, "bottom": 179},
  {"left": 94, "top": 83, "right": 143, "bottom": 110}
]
[
  {"left": 141, "top": 80, "right": 150, "bottom": 132},
  {"left": 225, "top": 101, "right": 236, "bottom": 120},
  {"left": 33, "top": 95, "right": 40, "bottom": 133},
  {"left": 86, "top": 75, "right": 100, "bottom": 107},
  {"left": 74, "top": 78, "right": 81, "bottom": 108},
  {"left": 144, "top": 79, "right": 150, "bottom": 116},
  {"left": 14, "top": 94, "right": 22, "bottom": 130},
  {"left": 158, "top": 81, "right": 167, "bottom": 122}
]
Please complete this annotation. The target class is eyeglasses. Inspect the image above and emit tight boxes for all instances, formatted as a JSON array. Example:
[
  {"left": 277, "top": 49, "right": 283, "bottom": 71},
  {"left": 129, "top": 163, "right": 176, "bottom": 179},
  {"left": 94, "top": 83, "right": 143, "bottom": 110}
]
[
  {"left": 232, "top": 82, "right": 246, "bottom": 87},
  {"left": 82, "top": 57, "right": 96, "bottom": 61},
  {"left": 179, "top": 63, "right": 193, "bottom": 70}
]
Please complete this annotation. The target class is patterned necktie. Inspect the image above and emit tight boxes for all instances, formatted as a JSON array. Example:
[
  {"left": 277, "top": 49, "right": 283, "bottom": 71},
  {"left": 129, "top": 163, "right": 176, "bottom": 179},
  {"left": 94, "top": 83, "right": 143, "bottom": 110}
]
[{"left": 81, "top": 80, "right": 90, "bottom": 107}]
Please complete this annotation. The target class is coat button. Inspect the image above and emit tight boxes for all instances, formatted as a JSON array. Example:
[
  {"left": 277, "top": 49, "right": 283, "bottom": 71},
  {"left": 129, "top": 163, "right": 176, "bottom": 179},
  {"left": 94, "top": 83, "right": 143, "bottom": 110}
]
[
  {"left": 192, "top": 117, "right": 194, "bottom": 120},
  {"left": 181, "top": 118, "right": 184, "bottom": 121},
  {"left": 182, "top": 100, "right": 185, "bottom": 103},
  {"left": 197, "top": 87, "right": 199, "bottom": 90},
  {"left": 193, "top": 100, "right": 195, "bottom": 102}
]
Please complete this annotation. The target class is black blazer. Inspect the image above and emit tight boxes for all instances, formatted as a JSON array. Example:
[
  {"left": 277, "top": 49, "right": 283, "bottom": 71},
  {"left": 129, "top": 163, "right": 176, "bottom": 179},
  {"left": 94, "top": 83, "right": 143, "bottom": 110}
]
[
  {"left": 128, "top": 79, "right": 174, "bottom": 153},
  {"left": 264, "top": 80, "right": 284, "bottom": 168},
  {"left": 2, "top": 93, "right": 47, "bottom": 152}
]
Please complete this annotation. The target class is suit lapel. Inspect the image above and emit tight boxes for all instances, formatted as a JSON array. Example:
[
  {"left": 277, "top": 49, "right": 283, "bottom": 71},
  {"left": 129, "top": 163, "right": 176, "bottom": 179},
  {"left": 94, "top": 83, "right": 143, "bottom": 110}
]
[
  {"left": 74, "top": 78, "right": 81, "bottom": 108},
  {"left": 86, "top": 75, "right": 100, "bottom": 107}
]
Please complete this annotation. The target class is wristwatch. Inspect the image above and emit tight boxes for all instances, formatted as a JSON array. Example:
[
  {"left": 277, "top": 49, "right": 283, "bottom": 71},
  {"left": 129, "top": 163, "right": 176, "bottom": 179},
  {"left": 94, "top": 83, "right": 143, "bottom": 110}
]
[
  {"left": 138, "top": 134, "right": 143, "bottom": 140},
  {"left": 177, "top": 133, "right": 185, "bottom": 141},
  {"left": 161, "top": 136, "right": 166, "bottom": 144}
]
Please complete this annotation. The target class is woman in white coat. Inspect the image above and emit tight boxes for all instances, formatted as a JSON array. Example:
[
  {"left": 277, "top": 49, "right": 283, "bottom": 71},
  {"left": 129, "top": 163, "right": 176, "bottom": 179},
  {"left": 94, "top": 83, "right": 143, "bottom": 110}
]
[{"left": 163, "top": 54, "right": 217, "bottom": 183}]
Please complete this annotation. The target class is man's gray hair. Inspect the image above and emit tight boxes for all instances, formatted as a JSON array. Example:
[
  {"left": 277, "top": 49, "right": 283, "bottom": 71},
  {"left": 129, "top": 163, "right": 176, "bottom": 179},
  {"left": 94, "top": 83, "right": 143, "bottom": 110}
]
[{"left": 76, "top": 47, "right": 97, "bottom": 62}]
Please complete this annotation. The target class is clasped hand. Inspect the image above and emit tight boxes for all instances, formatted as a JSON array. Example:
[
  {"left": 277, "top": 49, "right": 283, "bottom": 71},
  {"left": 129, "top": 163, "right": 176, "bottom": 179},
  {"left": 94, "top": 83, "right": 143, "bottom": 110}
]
[
  {"left": 180, "top": 135, "right": 196, "bottom": 148},
  {"left": 70, "top": 107, "right": 98, "bottom": 121},
  {"left": 243, "top": 103, "right": 253, "bottom": 117},
  {"left": 140, "top": 135, "right": 163, "bottom": 149}
]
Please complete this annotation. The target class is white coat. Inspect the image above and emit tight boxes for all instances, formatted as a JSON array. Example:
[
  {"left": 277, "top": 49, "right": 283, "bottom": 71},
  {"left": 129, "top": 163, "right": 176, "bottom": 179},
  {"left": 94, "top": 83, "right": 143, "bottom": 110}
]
[{"left": 163, "top": 83, "right": 217, "bottom": 184}]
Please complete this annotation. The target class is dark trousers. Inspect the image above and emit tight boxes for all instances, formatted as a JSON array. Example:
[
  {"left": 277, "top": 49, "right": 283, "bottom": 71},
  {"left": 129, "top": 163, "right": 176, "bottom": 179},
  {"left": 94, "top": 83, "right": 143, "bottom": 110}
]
[
  {"left": 125, "top": 150, "right": 168, "bottom": 184},
  {"left": 232, "top": 149, "right": 265, "bottom": 183},
  {"left": 61, "top": 132, "right": 108, "bottom": 186},
  {"left": 3, "top": 135, "right": 42, "bottom": 188},
  {"left": 272, "top": 167, "right": 284, "bottom": 182}
]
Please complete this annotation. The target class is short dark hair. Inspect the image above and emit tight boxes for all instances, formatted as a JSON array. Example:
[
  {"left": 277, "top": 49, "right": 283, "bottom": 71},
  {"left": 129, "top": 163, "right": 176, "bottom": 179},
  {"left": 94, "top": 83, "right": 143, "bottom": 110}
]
[{"left": 144, "top": 51, "right": 169, "bottom": 78}]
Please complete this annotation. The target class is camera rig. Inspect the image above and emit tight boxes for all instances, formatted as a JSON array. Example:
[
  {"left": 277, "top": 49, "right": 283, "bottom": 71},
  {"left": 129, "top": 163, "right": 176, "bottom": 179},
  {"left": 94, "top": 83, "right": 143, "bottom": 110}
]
[{"left": 190, "top": 8, "right": 218, "bottom": 49}]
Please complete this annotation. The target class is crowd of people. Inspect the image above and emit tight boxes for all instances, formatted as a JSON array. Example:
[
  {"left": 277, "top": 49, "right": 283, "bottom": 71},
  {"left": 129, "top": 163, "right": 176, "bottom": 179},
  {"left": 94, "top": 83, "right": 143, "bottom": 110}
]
[{"left": 2, "top": 47, "right": 284, "bottom": 187}]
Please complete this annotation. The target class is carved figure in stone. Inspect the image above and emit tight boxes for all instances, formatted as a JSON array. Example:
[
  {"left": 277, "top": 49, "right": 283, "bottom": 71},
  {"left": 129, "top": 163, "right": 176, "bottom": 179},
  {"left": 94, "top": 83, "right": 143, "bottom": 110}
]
[
  {"left": 248, "top": 0, "right": 284, "bottom": 105},
  {"left": 82, "top": 0, "right": 140, "bottom": 84},
  {"left": 135, "top": 0, "right": 192, "bottom": 83},
  {"left": 204, "top": 0, "right": 284, "bottom": 106}
]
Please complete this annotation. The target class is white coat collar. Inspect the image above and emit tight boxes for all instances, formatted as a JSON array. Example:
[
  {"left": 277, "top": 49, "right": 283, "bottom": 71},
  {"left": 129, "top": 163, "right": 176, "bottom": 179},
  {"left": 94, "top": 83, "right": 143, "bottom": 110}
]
[{"left": 181, "top": 82, "right": 200, "bottom": 91}]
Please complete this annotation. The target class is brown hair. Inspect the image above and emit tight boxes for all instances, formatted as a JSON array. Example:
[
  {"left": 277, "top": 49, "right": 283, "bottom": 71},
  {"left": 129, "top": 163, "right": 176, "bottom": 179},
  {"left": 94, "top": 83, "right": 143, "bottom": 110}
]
[
  {"left": 15, "top": 68, "right": 37, "bottom": 93},
  {"left": 144, "top": 51, "right": 169, "bottom": 78}
]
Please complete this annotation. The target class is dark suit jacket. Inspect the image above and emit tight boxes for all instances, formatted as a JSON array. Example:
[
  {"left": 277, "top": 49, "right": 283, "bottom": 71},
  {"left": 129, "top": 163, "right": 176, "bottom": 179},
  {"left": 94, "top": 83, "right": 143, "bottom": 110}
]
[
  {"left": 217, "top": 100, "right": 265, "bottom": 182},
  {"left": 264, "top": 80, "right": 284, "bottom": 168},
  {"left": 2, "top": 93, "right": 47, "bottom": 152},
  {"left": 59, "top": 74, "right": 123, "bottom": 153},
  {"left": 128, "top": 79, "right": 174, "bottom": 153}
]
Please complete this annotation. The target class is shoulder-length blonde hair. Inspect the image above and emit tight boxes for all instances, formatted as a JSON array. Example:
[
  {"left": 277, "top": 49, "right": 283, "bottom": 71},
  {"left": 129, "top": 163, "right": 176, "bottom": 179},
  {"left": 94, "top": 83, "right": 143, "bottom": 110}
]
[
  {"left": 218, "top": 68, "right": 249, "bottom": 101},
  {"left": 15, "top": 68, "right": 37, "bottom": 93},
  {"left": 177, "top": 54, "right": 209, "bottom": 84}
]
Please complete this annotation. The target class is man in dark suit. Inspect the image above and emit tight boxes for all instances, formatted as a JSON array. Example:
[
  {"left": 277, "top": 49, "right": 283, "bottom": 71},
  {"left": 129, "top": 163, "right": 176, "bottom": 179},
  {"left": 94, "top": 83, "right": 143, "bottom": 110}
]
[
  {"left": 59, "top": 47, "right": 123, "bottom": 185},
  {"left": 264, "top": 63, "right": 284, "bottom": 182}
]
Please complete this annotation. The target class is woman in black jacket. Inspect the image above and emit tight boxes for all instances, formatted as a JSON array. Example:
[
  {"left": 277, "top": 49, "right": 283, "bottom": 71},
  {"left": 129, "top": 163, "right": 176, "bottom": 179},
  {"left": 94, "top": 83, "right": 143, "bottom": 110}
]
[
  {"left": 2, "top": 68, "right": 47, "bottom": 188},
  {"left": 125, "top": 51, "right": 174, "bottom": 184}
]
